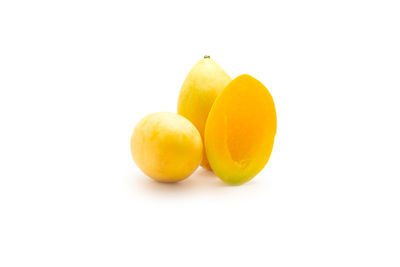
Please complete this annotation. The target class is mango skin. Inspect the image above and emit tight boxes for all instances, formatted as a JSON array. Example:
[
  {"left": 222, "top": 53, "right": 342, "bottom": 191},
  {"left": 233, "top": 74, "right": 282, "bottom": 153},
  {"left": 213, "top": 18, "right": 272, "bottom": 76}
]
[
  {"left": 204, "top": 74, "right": 277, "bottom": 185},
  {"left": 177, "top": 56, "right": 231, "bottom": 169},
  {"left": 131, "top": 112, "right": 202, "bottom": 183}
]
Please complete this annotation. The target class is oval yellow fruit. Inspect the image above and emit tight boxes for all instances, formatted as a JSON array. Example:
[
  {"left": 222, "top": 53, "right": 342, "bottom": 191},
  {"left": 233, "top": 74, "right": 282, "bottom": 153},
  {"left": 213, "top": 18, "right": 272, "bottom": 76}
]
[
  {"left": 204, "top": 74, "right": 277, "bottom": 185},
  {"left": 131, "top": 112, "right": 203, "bottom": 183},
  {"left": 177, "top": 56, "right": 231, "bottom": 169}
]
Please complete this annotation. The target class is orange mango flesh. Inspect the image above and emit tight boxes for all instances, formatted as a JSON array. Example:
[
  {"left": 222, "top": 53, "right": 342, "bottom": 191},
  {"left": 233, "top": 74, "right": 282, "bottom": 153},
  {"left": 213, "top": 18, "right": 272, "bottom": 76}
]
[{"left": 204, "top": 74, "right": 277, "bottom": 185}]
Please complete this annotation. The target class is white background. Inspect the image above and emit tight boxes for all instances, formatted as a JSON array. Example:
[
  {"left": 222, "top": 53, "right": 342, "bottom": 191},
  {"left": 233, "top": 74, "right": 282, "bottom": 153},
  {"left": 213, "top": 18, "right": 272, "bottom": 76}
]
[{"left": 1, "top": 0, "right": 399, "bottom": 266}]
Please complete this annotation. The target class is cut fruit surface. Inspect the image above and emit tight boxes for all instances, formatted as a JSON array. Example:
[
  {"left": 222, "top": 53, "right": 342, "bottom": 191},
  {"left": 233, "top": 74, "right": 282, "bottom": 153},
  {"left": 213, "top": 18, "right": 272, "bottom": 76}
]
[{"left": 204, "top": 74, "right": 277, "bottom": 185}]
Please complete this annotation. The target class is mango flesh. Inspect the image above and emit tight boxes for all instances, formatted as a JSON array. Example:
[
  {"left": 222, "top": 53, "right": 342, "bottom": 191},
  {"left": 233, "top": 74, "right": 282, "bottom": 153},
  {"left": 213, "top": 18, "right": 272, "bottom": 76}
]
[
  {"left": 177, "top": 56, "right": 231, "bottom": 169},
  {"left": 204, "top": 74, "right": 277, "bottom": 185},
  {"left": 131, "top": 112, "right": 202, "bottom": 183}
]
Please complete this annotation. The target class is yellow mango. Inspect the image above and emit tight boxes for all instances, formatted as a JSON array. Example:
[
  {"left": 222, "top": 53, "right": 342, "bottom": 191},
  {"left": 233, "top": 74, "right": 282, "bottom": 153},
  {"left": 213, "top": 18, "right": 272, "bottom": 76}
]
[
  {"left": 204, "top": 74, "right": 277, "bottom": 185},
  {"left": 131, "top": 112, "right": 202, "bottom": 183},
  {"left": 178, "top": 56, "right": 231, "bottom": 169}
]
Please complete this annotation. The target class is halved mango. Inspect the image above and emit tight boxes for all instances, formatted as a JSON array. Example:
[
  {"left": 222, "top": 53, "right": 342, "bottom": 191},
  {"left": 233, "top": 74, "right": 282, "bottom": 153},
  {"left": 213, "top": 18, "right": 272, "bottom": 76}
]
[{"left": 204, "top": 74, "right": 277, "bottom": 185}]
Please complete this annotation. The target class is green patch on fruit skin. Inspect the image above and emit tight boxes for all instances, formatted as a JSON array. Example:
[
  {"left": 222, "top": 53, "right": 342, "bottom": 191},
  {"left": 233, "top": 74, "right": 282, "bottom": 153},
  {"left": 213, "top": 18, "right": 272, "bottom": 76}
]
[{"left": 217, "top": 171, "right": 256, "bottom": 186}]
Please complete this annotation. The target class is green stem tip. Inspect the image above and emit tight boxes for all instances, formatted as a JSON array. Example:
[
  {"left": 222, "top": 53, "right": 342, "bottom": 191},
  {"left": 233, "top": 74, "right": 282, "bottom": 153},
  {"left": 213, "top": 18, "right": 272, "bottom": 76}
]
[{"left": 204, "top": 55, "right": 210, "bottom": 59}]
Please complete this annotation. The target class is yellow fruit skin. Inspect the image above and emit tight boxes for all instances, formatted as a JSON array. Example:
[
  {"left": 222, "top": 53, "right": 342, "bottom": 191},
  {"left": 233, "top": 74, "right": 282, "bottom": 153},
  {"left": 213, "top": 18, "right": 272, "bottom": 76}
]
[
  {"left": 131, "top": 112, "right": 202, "bottom": 183},
  {"left": 177, "top": 56, "right": 231, "bottom": 169},
  {"left": 204, "top": 74, "right": 277, "bottom": 185}
]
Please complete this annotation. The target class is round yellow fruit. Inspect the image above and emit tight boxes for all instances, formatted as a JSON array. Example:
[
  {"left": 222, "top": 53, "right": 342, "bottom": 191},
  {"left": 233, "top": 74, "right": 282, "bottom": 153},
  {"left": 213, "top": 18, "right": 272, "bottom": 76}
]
[
  {"left": 131, "top": 112, "right": 202, "bottom": 182},
  {"left": 177, "top": 55, "right": 231, "bottom": 169}
]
